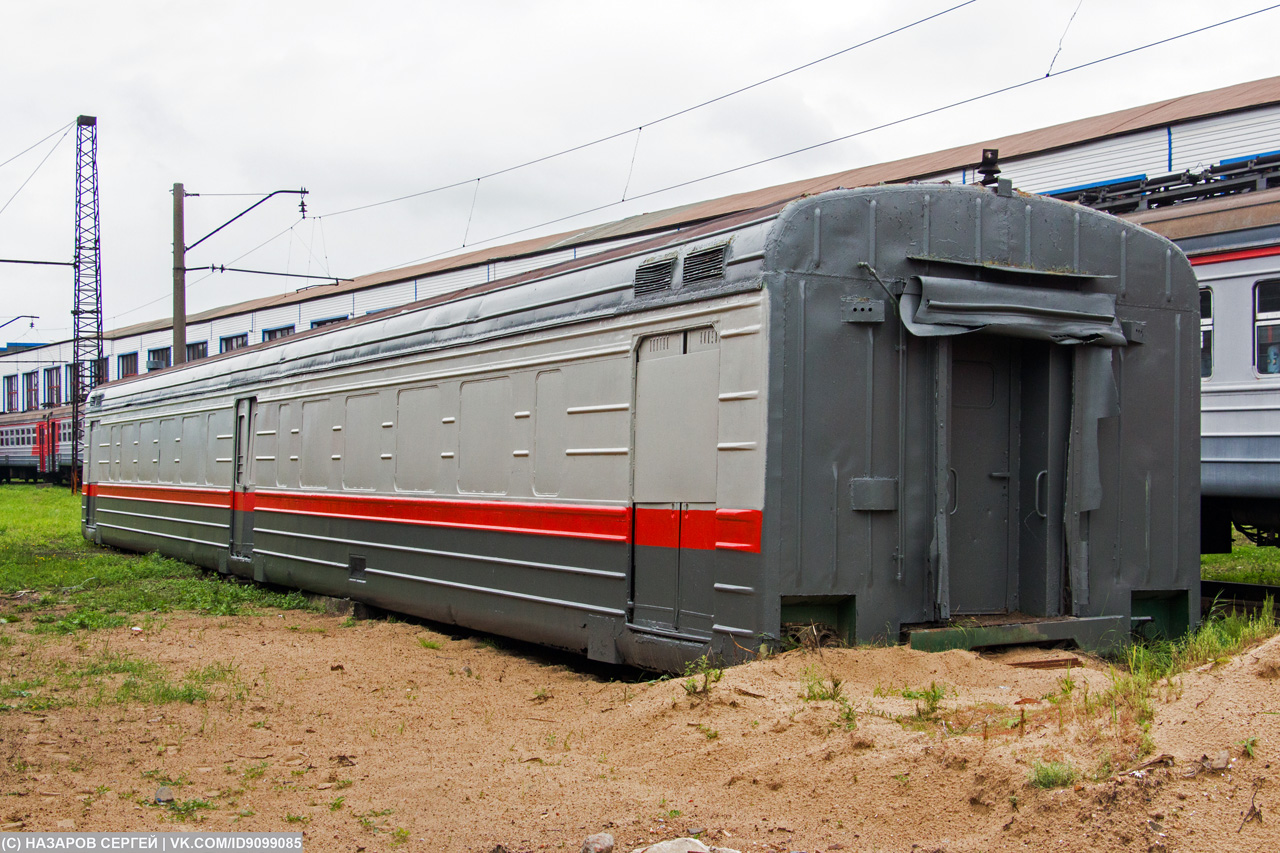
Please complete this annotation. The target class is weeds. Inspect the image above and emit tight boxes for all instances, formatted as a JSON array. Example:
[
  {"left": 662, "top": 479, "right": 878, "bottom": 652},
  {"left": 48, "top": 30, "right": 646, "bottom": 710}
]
[
  {"left": 681, "top": 656, "right": 723, "bottom": 697},
  {"left": 167, "top": 799, "right": 213, "bottom": 820},
  {"left": 901, "top": 682, "right": 947, "bottom": 719},
  {"left": 834, "top": 698, "right": 858, "bottom": 731},
  {"left": 799, "top": 665, "right": 844, "bottom": 702},
  {"left": 1029, "top": 759, "right": 1077, "bottom": 789},
  {"left": 357, "top": 808, "right": 395, "bottom": 832}
]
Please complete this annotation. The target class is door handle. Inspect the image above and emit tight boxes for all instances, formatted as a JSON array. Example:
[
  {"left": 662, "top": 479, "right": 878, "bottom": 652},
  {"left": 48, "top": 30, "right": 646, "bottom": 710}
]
[
  {"left": 948, "top": 467, "right": 958, "bottom": 515},
  {"left": 1034, "top": 470, "right": 1048, "bottom": 519},
  {"left": 989, "top": 472, "right": 1010, "bottom": 480}
]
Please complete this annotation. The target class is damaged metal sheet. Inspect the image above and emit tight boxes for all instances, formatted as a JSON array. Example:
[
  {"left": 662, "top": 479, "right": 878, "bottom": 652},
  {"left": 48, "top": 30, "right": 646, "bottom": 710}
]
[
  {"left": 1065, "top": 346, "right": 1121, "bottom": 611},
  {"left": 901, "top": 276, "right": 1126, "bottom": 345}
]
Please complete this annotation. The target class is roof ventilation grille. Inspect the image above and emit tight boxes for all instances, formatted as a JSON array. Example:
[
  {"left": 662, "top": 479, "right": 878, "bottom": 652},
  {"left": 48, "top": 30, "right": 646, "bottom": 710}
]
[
  {"left": 682, "top": 245, "right": 728, "bottom": 284},
  {"left": 634, "top": 258, "right": 676, "bottom": 296}
]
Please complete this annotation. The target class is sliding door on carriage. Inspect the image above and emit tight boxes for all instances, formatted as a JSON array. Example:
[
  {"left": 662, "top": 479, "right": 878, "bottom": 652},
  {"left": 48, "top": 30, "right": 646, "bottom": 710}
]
[
  {"left": 230, "top": 397, "right": 256, "bottom": 560},
  {"left": 631, "top": 328, "right": 720, "bottom": 637}
]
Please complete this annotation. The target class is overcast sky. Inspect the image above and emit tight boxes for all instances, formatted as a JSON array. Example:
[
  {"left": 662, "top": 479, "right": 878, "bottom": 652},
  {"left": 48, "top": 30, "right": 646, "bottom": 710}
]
[{"left": 1, "top": 0, "right": 1277, "bottom": 345}]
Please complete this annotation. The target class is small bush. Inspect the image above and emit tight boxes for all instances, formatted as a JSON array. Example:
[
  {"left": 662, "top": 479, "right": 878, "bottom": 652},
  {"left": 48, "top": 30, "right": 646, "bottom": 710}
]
[
  {"left": 681, "top": 656, "right": 723, "bottom": 697},
  {"left": 1029, "top": 760, "right": 1078, "bottom": 789}
]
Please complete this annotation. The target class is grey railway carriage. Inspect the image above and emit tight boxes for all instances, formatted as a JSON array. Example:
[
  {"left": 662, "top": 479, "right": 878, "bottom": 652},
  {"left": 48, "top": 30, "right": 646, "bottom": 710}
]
[{"left": 82, "top": 183, "right": 1200, "bottom": 670}]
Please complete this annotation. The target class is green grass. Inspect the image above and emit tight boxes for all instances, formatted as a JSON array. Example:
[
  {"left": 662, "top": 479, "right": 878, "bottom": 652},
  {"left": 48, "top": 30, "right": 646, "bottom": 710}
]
[
  {"left": 0, "top": 485, "right": 315, "bottom": 627},
  {"left": 1029, "top": 759, "right": 1077, "bottom": 789},
  {"left": 0, "top": 649, "right": 248, "bottom": 711},
  {"left": 799, "top": 665, "right": 845, "bottom": 702},
  {"left": 1201, "top": 530, "right": 1280, "bottom": 584},
  {"left": 1125, "top": 597, "right": 1276, "bottom": 683}
]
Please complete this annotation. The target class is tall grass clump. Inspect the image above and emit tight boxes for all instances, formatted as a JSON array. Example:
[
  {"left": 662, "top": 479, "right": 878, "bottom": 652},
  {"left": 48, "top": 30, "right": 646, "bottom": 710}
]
[
  {"left": 1029, "top": 759, "right": 1078, "bottom": 789},
  {"left": 1131, "top": 598, "right": 1276, "bottom": 682}
]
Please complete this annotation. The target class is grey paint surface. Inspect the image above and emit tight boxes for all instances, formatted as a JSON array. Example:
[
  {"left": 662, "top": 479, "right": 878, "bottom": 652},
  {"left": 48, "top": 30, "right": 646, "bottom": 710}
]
[
  {"left": 762, "top": 185, "right": 1200, "bottom": 642},
  {"left": 85, "top": 183, "right": 1201, "bottom": 668}
]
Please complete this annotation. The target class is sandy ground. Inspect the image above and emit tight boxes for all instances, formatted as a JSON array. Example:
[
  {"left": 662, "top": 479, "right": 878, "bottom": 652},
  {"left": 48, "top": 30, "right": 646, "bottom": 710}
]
[{"left": 1, "top": 608, "right": 1278, "bottom": 853}]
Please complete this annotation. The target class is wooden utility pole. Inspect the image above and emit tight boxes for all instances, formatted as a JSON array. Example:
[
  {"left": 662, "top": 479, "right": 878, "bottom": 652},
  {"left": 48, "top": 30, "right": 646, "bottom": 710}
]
[{"left": 172, "top": 182, "right": 186, "bottom": 364}]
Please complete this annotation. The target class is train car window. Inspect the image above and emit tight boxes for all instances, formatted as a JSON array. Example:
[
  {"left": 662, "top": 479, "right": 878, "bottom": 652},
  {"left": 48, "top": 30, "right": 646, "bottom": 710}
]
[
  {"left": 395, "top": 387, "right": 441, "bottom": 493},
  {"left": 276, "top": 404, "right": 297, "bottom": 488},
  {"left": 301, "top": 400, "right": 334, "bottom": 489},
  {"left": 179, "top": 415, "right": 204, "bottom": 485},
  {"left": 533, "top": 370, "right": 566, "bottom": 497},
  {"left": 1256, "top": 280, "right": 1280, "bottom": 375},
  {"left": 459, "top": 378, "right": 512, "bottom": 495},
  {"left": 158, "top": 419, "right": 179, "bottom": 484},
  {"left": 1201, "top": 289, "right": 1213, "bottom": 378},
  {"left": 343, "top": 394, "right": 380, "bottom": 491}
]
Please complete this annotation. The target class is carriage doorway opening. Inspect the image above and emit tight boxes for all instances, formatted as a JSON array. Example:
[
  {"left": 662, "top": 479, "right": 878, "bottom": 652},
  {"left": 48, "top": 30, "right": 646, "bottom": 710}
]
[
  {"left": 631, "top": 328, "right": 720, "bottom": 637},
  {"left": 230, "top": 397, "right": 256, "bottom": 560},
  {"left": 946, "top": 337, "right": 1069, "bottom": 617}
]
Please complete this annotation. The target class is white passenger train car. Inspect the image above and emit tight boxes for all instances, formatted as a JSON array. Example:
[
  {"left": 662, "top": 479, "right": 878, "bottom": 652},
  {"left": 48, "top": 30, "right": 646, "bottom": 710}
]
[{"left": 1128, "top": 187, "right": 1280, "bottom": 551}]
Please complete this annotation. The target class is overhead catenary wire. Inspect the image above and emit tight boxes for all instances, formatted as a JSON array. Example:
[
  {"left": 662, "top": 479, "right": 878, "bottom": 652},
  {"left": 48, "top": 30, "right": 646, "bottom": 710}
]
[
  {"left": 313, "top": 0, "right": 977, "bottom": 220},
  {"left": 621, "top": 127, "right": 643, "bottom": 202},
  {"left": 0, "top": 121, "right": 73, "bottom": 173},
  {"left": 0, "top": 125, "right": 73, "bottom": 220},
  {"left": 110, "top": 219, "right": 303, "bottom": 321},
  {"left": 374, "top": 3, "right": 1280, "bottom": 274}
]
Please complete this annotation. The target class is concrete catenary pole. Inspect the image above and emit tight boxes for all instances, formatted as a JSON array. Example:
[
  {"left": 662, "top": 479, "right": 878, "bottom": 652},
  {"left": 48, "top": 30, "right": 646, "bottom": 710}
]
[{"left": 172, "top": 183, "right": 186, "bottom": 365}]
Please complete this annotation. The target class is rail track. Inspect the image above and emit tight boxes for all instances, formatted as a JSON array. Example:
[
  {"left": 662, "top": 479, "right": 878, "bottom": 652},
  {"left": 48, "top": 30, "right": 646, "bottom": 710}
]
[{"left": 1201, "top": 578, "right": 1280, "bottom": 614}]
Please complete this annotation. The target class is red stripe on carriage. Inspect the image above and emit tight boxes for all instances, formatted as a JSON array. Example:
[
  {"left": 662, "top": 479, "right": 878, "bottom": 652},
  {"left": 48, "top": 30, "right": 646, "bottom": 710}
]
[
  {"left": 88, "top": 483, "right": 232, "bottom": 508},
  {"left": 252, "top": 491, "right": 634, "bottom": 543},
  {"left": 713, "top": 508, "right": 764, "bottom": 553},
  {"left": 634, "top": 507, "right": 680, "bottom": 548},
  {"left": 1190, "top": 245, "right": 1280, "bottom": 266},
  {"left": 633, "top": 507, "right": 762, "bottom": 553},
  {"left": 87, "top": 483, "right": 762, "bottom": 551}
]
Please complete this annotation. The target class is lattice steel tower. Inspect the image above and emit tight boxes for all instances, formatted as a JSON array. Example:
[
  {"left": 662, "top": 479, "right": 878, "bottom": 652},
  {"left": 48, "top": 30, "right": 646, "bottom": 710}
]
[{"left": 71, "top": 115, "right": 102, "bottom": 487}]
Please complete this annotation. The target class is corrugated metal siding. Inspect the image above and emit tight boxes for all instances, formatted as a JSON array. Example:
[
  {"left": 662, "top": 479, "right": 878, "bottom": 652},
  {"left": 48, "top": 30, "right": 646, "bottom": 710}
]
[
  {"left": 254, "top": 306, "right": 300, "bottom": 336},
  {"left": 212, "top": 316, "right": 252, "bottom": 348},
  {"left": 298, "top": 294, "right": 352, "bottom": 326},
  {"left": 414, "top": 266, "right": 491, "bottom": 302},
  {"left": 960, "top": 108, "right": 1280, "bottom": 195},
  {"left": 354, "top": 281, "right": 415, "bottom": 316},
  {"left": 981, "top": 129, "right": 1168, "bottom": 194},
  {"left": 1174, "top": 104, "right": 1280, "bottom": 169}
]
